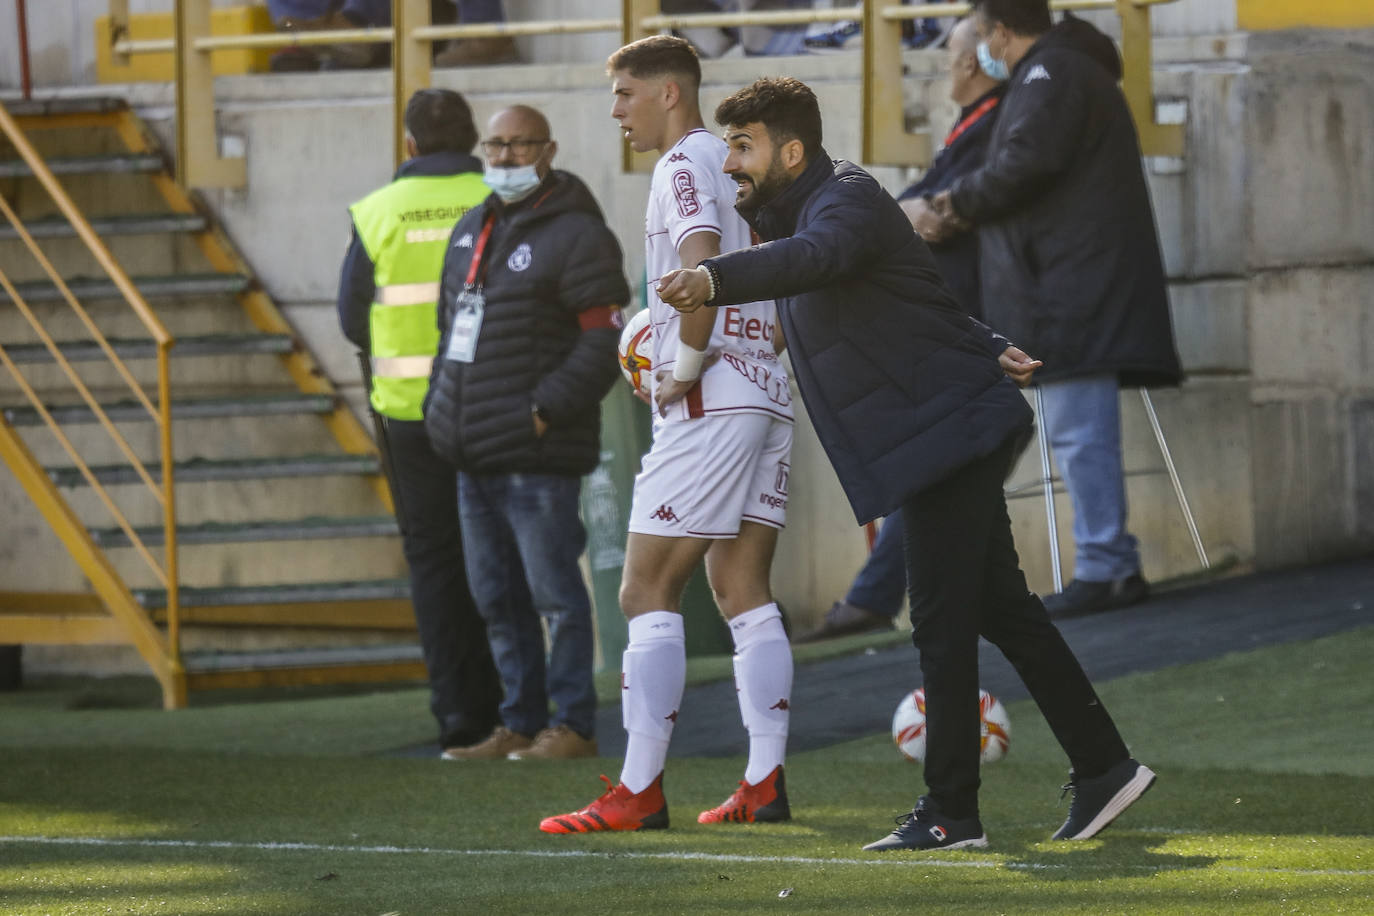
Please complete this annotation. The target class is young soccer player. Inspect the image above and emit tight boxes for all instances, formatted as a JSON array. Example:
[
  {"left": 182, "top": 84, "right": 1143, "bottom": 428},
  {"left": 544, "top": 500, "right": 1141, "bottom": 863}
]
[{"left": 538, "top": 36, "right": 795, "bottom": 834}]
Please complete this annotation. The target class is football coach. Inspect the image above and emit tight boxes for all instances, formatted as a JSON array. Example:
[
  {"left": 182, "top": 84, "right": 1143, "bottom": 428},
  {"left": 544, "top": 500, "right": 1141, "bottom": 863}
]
[{"left": 657, "top": 76, "right": 1156, "bottom": 851}]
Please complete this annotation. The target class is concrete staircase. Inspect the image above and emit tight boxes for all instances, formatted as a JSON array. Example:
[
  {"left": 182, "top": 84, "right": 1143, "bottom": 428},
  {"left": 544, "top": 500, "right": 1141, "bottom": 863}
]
[{"left": 0, "top": 97, "right": 425, "bottom": 704}]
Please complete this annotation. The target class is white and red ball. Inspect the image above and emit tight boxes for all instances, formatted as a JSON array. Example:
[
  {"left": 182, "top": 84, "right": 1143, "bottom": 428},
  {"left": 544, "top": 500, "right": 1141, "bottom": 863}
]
[
  {"left": 617, "top": 308, "right": 653, "bottom": 398},
  {"left": 891, "top": 688, "right": 1011, "bottom": 764}
]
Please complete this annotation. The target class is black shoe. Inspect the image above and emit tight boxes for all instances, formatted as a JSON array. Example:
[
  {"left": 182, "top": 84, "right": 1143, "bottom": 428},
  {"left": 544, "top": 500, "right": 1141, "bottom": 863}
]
[
  {"left": 794, "top": 601, "right": 895, "bottom": 644},
  {"left": 862, "top": 797, "right": 987, "bottom": 851},
  {"left": 1043, "top": 574, "right": 1149, "bottom": 619},
  {"left": 1052, "top": 757, "right": 1157, "bottom": 840}
]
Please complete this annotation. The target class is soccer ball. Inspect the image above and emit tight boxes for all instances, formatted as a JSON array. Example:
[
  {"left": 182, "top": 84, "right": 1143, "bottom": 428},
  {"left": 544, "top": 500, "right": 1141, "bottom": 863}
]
[
  {"left": 891, "top": 688, "right": 1012, "bottom": 764},
  {"left": 617, "top": 308, "right": 653, "bottom": 397}
]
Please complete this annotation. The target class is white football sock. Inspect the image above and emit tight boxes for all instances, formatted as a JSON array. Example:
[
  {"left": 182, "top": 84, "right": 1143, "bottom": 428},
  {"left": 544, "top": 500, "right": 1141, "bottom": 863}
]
[
  {"left": 619, "top": 611, "right": 686, "bottom": 794},
  {"left": 728, "top": 603, "right": 793, "bottom": 786}
]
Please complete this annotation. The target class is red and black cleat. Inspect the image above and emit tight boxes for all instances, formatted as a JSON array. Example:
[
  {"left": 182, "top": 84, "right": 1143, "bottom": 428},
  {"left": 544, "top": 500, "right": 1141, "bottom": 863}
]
[
  {"left": 539, "top": 774, "right": 669, "bottom": 834},
  {"left": 698, "top": 765, "right": 791, "bottom": 824}
]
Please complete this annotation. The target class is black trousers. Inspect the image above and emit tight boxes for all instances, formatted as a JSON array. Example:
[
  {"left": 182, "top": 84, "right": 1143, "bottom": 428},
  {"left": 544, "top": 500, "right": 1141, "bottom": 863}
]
[
  {"left": 386, "top": 418, "right": 501, "bottom": 747},
  {"left": 902, "top": 436, "right": 1130, "bottom": 818}
]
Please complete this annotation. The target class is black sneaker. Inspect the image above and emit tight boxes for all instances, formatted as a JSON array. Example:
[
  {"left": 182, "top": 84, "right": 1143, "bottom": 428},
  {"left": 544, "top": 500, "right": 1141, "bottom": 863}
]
[
  {"left": 862, "top": 797, "right": 987, "bottom": 851},
  {"left": 1043, "top": 574, "right": 1149, "bottom": 619},
  {"left": 1053, "top": 757, "right": 1157, "bottom": 840}
]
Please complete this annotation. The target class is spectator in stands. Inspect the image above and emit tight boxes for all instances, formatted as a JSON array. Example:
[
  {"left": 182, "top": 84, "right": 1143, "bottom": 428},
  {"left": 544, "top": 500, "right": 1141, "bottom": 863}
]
[
  {"left": 435, "top": 1, "right": 518, "bottom": 67},
  {"left": 338, "top": 88, "right": 502, "bottom": 756},
  {"left": 795, "top": 16, "right": 1006, "bottom": 644},
  {"left": 929, "top": 0, "right": 1182, "bottom": 618},
  {"left": 424, "top": 105, "right": 628, "bottom": 760},
  {"left": 668, "top": 0, "right": 813, "bottom": 58},
  {"left": 267, "top": 0, "right": 390, "bottom": 71}
]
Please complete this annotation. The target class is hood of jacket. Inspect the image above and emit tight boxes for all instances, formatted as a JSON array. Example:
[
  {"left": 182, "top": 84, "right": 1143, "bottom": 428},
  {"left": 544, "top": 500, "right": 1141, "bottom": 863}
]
[{"left": 1026, "top": 12, "right": 1122, "bottom": 80}]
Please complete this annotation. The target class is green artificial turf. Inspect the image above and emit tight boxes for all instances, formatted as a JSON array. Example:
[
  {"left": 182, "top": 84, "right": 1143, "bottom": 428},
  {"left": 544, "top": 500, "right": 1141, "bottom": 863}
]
[{"left": 1, "top": 628, "right": 1371, "bottom": 914}]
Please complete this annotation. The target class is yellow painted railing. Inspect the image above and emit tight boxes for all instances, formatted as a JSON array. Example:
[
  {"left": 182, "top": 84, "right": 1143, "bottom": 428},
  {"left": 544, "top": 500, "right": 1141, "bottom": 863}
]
[
  {"left": 109, "top": 0, "right": 1180, "bottom": 188},
  {"left": 0, "top": 103, "right": 184, "bottom": 707}
]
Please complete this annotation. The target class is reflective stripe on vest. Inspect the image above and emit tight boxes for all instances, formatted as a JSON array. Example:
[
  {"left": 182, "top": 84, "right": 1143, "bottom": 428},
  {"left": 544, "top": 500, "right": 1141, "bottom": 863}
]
[
  {"left": 350, "top": 170, "right": 489, "bottom": 421},
  {"left": 372, "top": 354, "right": 434, "bottom": 379},
  {"left": 375, "top": 281, "right": 442, "bottom": 307}
]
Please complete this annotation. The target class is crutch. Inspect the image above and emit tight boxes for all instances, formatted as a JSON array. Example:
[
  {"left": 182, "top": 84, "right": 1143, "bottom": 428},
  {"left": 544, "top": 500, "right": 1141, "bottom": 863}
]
[{"left": 1033, "top": 386, "right": 1210, "bottom": 590}]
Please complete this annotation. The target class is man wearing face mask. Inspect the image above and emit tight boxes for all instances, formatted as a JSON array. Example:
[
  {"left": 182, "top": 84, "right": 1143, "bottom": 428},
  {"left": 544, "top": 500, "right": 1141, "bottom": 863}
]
[
  {"left": 930, "top": 0, "right": 1182, "bottom": 619},
  {"left": 424, "top": 105, "right": 630, "bottom": 761},
  {"left": 339, "top": 88, "right": 501, "bottom": 759}
]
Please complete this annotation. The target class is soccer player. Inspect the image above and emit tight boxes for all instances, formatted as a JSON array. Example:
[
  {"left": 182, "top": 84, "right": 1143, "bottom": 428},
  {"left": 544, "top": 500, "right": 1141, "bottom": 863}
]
[{"left": 538, "top": 35, "right": 795, "bottom": 834}]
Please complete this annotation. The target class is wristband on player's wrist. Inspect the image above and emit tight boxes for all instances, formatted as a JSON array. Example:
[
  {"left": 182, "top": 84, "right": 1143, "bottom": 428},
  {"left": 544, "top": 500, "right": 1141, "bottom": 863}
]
[{"left": 672, "top": 341, "right": 707, "bottom": 382}]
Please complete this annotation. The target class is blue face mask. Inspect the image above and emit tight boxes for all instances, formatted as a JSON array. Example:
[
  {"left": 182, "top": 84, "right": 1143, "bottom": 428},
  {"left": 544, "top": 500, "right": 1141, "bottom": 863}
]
[
  {"left": 976, "top": 40, "right": 1010, "bottom": 82},
  {"left": 483, "top": 163, "right": 542, "bottom": 202}
]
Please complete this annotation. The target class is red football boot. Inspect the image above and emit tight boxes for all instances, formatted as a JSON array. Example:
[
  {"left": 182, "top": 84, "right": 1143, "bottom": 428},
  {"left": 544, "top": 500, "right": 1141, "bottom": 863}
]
[
  {"left": 539, "top": 774, "right": 669, "bottom": 834},
  {"left": 697, "top": 765, "right": 791, "bottom": 824}
]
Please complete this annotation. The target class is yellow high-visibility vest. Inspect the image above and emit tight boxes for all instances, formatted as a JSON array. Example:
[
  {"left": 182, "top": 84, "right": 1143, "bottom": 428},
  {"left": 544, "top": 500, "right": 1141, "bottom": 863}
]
[{"left": 350, "top": 170, "right": 488, "bottom": 420}]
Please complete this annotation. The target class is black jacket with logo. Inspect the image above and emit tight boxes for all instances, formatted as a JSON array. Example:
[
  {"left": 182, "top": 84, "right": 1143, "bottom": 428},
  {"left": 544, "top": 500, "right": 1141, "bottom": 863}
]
[
  {"left": 423, "top": 170, "right": 628, "bottom": 476},
  {"left": 947, "top": 15, "right": 1181, "bottom": 387}
]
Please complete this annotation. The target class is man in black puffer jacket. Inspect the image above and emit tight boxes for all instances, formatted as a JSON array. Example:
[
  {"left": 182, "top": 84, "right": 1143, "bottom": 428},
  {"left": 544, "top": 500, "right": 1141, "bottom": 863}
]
[
  {"left": 658, "top": 76, "right": 1156, "bottom": 852},
  {"left": 933, "top": 0, "right": 1183, "bottom": 618},
  {"left": 425, "top": 105, "right": 629, "bottom": 763}
]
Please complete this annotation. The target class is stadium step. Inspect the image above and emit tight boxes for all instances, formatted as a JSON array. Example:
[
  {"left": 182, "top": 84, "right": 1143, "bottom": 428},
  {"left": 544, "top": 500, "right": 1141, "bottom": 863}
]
[
  {"left": 0, "top": 272, "right": 252, "bottom": 304},
  {"left": 180, "top": 640, "right": 426, "bottom": 691},
  {"left": 3, "top": 97, "right": 128, "bottom": 118},
  {"left": 0, "top": 212, "right": 209, "bottom": 241},
  {"left": 45, "top": 453, "right": 381, "bottom": 487},
  {"left": 3, "top": 392, "right": 335, "bottom": 426},
  {"left": 135, "top": 578, "right": 411, "bottom": 610},
  {"left": 90, "top": 514, "right": 399, "bottom": 548},
  {"left": 1, "top": 332, "right": 296, "bottom": 364},
  {"left": 0, "top": 152, "right": 165, "bottom": 179}
]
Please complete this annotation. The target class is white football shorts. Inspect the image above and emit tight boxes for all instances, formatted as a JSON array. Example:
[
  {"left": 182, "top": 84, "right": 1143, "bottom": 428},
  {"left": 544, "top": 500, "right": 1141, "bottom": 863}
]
[{"left": 629, "top": 412, "right": 791, "bottom": 539}]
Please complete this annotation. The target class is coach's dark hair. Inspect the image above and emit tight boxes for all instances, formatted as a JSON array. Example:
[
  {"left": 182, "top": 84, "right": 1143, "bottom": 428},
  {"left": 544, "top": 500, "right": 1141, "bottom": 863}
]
[
  {"left": 713, "top": 77, "right": 822, "bottom": 161},
  {"left": 970, "top": 0, "right": 1052, "bottom": 36},
  {"left": 404, "top": 88, "right": 478, "bottom": 155},
  {"left": 606, "top": 35, "right": 701, "bottom": 89}
]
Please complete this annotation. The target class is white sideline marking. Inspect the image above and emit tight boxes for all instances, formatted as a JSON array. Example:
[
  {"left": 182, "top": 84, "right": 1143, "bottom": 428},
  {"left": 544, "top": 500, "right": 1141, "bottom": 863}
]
[{"left": 1, "top": 836, "right": 1371, "bottom": 877}]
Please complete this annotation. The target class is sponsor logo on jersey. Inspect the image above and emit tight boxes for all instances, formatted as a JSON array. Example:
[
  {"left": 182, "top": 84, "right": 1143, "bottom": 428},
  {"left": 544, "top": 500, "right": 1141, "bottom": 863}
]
[
  {"left": 667, "top": 151, "right": 690, "bottom": 163},
  {"left": 671, "top": 169, "right": 701, "bottom": 219},
  {"left": 721, "top": 352, "right": 792, "bottom": 408},
  {"left": 1025, "top": 64, "right": 1051, "bottom": 83},
  {"left": 650, "top": 504, "right": 680, "bottom": 522},
  {"left": 722, "top": 307, "right": 775, "bottom": 342},
  {"left": 507, "top": 243, "right": 533, "bottom": 272}
]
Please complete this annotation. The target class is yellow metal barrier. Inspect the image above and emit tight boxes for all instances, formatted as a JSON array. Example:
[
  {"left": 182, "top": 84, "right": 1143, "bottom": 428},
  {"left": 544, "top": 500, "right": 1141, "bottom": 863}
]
[
  {"left": 121, "top": 0, "right": 1179, "bottom": 188},
  {"left": 0, "top": 103, "right": 185, "bottom": 707}
]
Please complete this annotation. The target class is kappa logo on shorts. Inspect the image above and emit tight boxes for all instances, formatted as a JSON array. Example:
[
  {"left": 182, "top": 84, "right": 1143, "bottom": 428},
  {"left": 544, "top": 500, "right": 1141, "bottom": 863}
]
[
  {"left": 769, "top": 698, "right": 790, "bottom": 711},
  {"left": 650, "top": 504, "right": 679, "bottom": 522}
]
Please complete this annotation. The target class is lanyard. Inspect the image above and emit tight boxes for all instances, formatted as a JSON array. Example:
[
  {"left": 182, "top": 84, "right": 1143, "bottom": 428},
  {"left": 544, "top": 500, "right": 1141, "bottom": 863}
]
[
  {"left": 943, "top": 95, "right": 1000, "bottom": 149},
  {"left": 463, "top": 213, "right": 498, "bottom": 288}
]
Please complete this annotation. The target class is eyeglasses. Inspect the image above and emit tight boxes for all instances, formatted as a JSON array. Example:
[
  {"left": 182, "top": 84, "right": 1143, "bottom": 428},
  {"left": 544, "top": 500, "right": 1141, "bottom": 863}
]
[{"left": 480, "top": 138, "right": 550, "bottom": 156}]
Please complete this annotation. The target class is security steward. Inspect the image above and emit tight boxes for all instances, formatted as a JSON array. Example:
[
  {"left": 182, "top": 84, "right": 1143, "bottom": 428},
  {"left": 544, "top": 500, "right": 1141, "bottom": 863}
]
[{"left": 338, "top": 88, "right": 501, "bottom": 756}]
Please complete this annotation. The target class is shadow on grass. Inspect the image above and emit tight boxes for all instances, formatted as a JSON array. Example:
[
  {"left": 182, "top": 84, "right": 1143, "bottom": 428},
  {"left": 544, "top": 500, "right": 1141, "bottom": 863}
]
[{"left": 1006, "top": 831, "right": 1217, "bottom": 880}]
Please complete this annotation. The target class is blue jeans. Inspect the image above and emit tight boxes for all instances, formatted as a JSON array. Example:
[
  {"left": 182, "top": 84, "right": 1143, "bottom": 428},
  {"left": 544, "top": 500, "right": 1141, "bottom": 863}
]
[
  {"left": 1038, "top": 375, "right": 1141, "bottom": 583},
  {"left": 844, "top": 512, "right": 907, "bottom": 618},
  {"left": 457, "top": 472, "right": 596, "bottom": 738}
]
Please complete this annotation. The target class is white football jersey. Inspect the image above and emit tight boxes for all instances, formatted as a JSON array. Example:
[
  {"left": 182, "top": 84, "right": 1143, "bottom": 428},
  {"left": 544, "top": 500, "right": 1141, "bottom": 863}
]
[{"left": 645, "top": 128, "right": 792, "bottom": 425}]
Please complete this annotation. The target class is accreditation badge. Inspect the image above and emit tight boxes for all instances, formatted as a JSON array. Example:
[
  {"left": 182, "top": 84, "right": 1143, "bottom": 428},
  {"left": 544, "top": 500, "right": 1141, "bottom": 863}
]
[{"left": 444, "top": 286, "right": 485, "bottom": 363}]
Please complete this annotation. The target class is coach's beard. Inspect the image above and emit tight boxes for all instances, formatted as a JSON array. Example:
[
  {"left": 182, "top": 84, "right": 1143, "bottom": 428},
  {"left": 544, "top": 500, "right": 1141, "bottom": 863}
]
[{"left": 731, "top": 162, "right": 791, "bottom": 219}]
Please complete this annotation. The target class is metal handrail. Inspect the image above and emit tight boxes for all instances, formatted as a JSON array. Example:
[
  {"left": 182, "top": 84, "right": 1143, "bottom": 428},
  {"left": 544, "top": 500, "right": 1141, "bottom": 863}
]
[
  {"left": 115, "top": 0, "right": 1179, "bottom": 187},
  {"left": 0, "top": 103, "right": 181, "bottom": 649}
]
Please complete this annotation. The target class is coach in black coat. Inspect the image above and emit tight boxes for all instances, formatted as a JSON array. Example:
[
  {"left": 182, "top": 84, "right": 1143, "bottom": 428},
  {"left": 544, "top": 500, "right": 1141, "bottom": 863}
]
[
  {"left": 658, "top": 76, "right": 1152, "bottom": 853},
  {"left": 941, "top": 12, "right": 1180, "bottom": 387}
]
